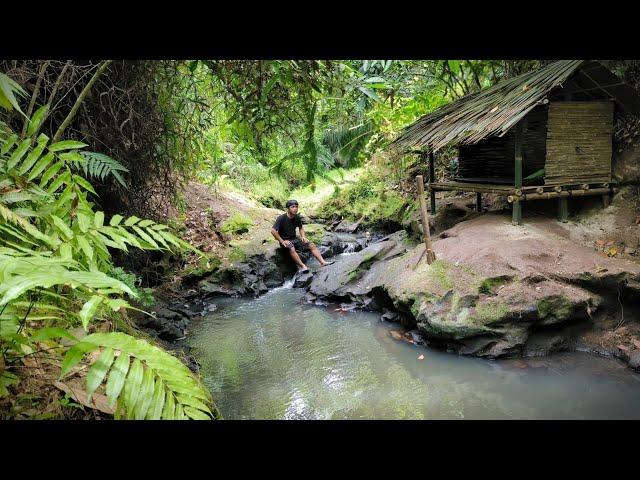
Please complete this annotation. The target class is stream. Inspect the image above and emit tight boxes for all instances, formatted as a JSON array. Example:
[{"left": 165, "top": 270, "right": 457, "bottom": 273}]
[{"left": 188, "top": 279, "right": 640, "bottom": 420}]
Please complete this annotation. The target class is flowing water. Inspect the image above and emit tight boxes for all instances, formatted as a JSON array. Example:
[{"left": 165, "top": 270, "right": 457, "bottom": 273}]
[{"left": 189, "top": 283, "right": 640, "bottom": 420}]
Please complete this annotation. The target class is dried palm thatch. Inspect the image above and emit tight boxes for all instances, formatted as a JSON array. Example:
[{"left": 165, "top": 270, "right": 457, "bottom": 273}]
[{"left": 391, "top": 60, "right": 585, "bottom": 153}]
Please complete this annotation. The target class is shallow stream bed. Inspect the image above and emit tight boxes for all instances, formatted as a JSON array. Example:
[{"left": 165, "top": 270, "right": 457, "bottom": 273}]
[{"left": 189, "top": 285, "right": 640, "bottom": 420}]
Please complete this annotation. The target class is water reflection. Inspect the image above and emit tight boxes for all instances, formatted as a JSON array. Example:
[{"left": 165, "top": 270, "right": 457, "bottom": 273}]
[{"left": 189, "top": 288, "right": 640, "bottom": 420}]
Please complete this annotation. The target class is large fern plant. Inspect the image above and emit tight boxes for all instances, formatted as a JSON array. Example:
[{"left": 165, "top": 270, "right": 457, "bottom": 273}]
[{"left": 0, "top": 74, "right": 217, "bottom": 420}]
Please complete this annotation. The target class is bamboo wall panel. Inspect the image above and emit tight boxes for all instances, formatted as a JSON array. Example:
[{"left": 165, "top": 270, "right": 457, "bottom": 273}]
[
  {"left": 457, "top": 106, "right": 547, "bottom": 183},
  {"left": 545, "top": 101, "right": 613, "bottom": 184}
]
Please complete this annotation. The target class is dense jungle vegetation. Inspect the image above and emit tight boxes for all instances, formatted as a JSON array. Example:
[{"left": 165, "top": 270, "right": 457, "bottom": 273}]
[{"left": 1, "top": 59, "right": 639, "bottom": 419}]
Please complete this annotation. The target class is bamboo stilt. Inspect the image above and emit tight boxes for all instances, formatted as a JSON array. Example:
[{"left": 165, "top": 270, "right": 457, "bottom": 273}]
[
  {"left": 512, "top": 123, "right": 523, "bottom": 225},
  {"left": 416, "top": 175, "right": 436, "bottom": 265},
  {"left": 558, "top": 197, "right": 569, "bottom": 222},
  {"left": 429, "top": 150, "right": 436, "bottom": 214}
]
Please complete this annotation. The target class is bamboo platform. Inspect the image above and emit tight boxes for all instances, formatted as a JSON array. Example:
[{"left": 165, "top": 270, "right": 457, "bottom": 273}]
[{"left": 430, "top": 180, "right": 613, "bottom": 198}]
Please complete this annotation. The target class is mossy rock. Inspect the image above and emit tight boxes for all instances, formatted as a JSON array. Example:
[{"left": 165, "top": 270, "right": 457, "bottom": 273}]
[
  {"left": 478, "top": 275, "right": 512, "bottom": 295},
  {"left": 536, "top": 295, "right": 574, "bottom": 321},
  {"left": 301, "top": 223, "right": 326, "bottom": 244},
  {"left": 182, "top": 254, "right": 222, "bottom": 280}
]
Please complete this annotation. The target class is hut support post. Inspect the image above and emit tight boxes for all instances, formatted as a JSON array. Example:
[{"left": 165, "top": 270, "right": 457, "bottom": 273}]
[
  {"left": 558, "top": 197, "right": 569, "bottom": 222},
  {"left": 512, "top": 123, "right": 523, "bottom": 225},
  {"left": 429, "top": 150, "right": 436, "bottom": 213},
  {"left": 602, "top": 193, "right": 611, "bottom": 208},
  {"left": 476, "top": 192, "right": 482, "bottom": 212},
  {"left": 416, "top": 175, "right": 436, "bottom": 265}
]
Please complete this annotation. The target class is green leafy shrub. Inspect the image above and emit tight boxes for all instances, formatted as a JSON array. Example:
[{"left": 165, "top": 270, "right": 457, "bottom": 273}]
[{"left": 220, "top": 212, "right": 253, "bottom": 235}]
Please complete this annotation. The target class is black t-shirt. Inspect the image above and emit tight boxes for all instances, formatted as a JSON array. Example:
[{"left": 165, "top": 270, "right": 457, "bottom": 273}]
[{"left": 273, "top": 213, "right": 302, "bottom": 240}]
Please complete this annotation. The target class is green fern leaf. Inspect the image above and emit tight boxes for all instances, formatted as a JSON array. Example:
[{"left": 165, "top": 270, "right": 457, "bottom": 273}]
[
  {"left": 1, "top": 133, "right": 18, "bottom": 155},
  {"left": 26, "top": 106, "right": 49, "bottom": 138},
  {"left": 38, "top": 160, "right": 64, "bottom": 188},
  {"left": 134, "top": 366, "right": 155, "bottom": 420},
  {"left": 86, "top": 347, "right": 115, "bottom": 401},
  {"left": 48, "top": 140, "right": 88, "bottom": 152},
  {"left": 78, "top": 295, "right": 103, "bottom": 329},
  {"left": 147, "top": 378, "right": 166, "bottom": 420},
  {"left": 27, "top": 152, "right": 55, "bottom": 181},
  {"left": 122, "top": 358, "right": 144, "bottom": 415},
  {"left": 7, "top": 139, "right": 31, "bottom": 170},
  {"left": 106, "top": 353, "right": 130, "bottom": 407},
  {"left": 18, "top": 134, "right": 48, "bottom": 175},
  {"left": 59, "top": 342, "right": 98, "bottom": 379}
]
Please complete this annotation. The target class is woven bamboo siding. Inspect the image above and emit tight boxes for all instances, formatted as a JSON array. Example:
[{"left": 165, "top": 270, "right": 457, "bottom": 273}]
[
  {"left": 545, "top": 101, "right": 613, "bottom": 184},
  {"left": 457, "top": 106, "right": 547, "bottom": 183}
]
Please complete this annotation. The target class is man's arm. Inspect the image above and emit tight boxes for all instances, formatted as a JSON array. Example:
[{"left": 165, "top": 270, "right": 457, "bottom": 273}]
[
  {"left": 298, "top": 225, "right": 308, "bottom": 243},
  {"left": 271, "top": 227, "right": 291, "bottom": 248}
]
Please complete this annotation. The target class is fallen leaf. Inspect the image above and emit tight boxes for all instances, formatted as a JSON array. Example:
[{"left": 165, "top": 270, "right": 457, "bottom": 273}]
[
  {"left": 54, "top": 379, "right": 114, "bottom": 415},
  {"left": 418, "top": 354, "right": 425, "bottom": 360},
  {"left": 595, "top": 265, "right": 608, "bottom": 273}
]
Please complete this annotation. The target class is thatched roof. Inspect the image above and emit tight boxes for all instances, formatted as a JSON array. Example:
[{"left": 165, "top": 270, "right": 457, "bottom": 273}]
[{"left": 391, "top": 60, "right": 640, "bottom": 153}]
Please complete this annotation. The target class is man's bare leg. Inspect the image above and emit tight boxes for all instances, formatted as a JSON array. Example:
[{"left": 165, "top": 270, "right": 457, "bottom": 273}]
[
  {"left": 288, "top": 247, "right": 308, "bottom": 271},
  {"left": 308, "top": 243, "right": 331, "bottom": 267}
]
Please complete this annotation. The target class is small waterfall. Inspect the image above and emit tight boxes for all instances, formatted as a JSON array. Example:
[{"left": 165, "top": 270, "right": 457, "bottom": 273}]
[
  {"left": 267, "top": 275, "right": 296, "bottom": 293},
  {"left": 341, "top": 242, "right": 357, "bottom": 254}
]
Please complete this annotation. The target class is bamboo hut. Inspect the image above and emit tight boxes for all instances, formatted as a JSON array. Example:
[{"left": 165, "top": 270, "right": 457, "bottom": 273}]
[{"left": 391, "top": 60, "right": 640, "bottom": 224}]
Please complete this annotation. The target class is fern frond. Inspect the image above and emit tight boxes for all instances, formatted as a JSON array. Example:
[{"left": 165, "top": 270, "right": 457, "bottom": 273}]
[
  {"left": 78, "top": 152, "right": 129, "bottom": 188},
  {"left": 60, "top": 332, "right": 218, "bottom": 420}
]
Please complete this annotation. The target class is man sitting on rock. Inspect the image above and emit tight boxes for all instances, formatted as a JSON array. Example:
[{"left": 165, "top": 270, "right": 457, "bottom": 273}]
[{"left": 271, "top": 199, "right": 333, "bottom": 273}]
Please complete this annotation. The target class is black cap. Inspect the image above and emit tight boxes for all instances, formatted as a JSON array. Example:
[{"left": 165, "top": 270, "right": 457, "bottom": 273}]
[{"left": 285, "top": 199, "right": 299, "bottom": 208}]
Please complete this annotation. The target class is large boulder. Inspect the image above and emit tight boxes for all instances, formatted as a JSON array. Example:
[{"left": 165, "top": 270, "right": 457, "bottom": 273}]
[{"left": 308, "top": 214, "right": 640, "bottom": 358}]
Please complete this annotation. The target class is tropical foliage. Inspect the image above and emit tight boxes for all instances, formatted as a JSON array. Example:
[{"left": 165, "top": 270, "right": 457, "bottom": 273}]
[{"left": 0, "top": 76, "right": 217, "bottom": 420}]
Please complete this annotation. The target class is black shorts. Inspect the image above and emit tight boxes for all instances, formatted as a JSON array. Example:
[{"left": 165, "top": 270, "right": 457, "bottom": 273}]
[{"left": 281, "top": 238, "right": 315, "bottom": 253}]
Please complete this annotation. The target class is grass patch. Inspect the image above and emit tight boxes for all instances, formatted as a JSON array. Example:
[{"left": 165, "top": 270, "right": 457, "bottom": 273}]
[
  {"left": 228, "top": 245, "right": 248, "bottom": 263},
  {"left": 426, "top": 259, "right": 454, "bottom": 290}
]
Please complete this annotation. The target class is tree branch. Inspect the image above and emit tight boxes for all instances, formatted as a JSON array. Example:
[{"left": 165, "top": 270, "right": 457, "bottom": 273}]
[
  {"left": 53, "top": 60, "right": 112, "bottom": 143},
  {"left": 21, "top": 60, "right": 50, "bottom": 137}
]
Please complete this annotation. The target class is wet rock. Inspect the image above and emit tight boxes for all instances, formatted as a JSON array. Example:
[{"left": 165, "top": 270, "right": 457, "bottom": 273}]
[
  {"left": 408, "top": 330, "right": 425, "bottom": 345},
  {"left": 293, "top": 271, "right": 314, "bottom": 288},
  {"left": 309, "top": 230, "right": 411, "bottom": 298},
  {"left": 201, "top": 302, "right": 218, "bottom": 316},
  {"left": 139, "top": 307, "right": 188, "bottom": 342},
  {"left": 167, "top": 301, "right": 204, "bottom": 318},
  {"left": 335, "top": 217, "right": 364, "bottom": 233},
  {"left": 629, "top": 351, "right": 640, "bottom": 370},
  {"left": 198, "top": 279, "right": 236, "bottom": 297},
  {"left": 381, "top": 309, "right": 399, "bottom": 322}
]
